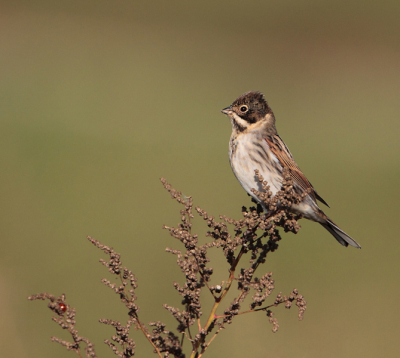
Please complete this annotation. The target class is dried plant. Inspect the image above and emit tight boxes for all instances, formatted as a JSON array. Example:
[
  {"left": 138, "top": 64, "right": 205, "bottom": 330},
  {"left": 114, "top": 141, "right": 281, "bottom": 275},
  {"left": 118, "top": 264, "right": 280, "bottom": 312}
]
[
  {"left": 27, "top": 293, "right": 97, "bottom": 357},
  {"left": 29, "top": 170, "right": 306, "bottom": 357}
]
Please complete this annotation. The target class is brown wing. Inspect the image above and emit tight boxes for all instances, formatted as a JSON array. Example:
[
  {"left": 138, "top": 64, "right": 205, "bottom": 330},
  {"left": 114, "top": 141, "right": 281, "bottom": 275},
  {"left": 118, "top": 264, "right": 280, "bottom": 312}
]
[{"left": 265, "top": 135, "right": 329, "bottom": 207}]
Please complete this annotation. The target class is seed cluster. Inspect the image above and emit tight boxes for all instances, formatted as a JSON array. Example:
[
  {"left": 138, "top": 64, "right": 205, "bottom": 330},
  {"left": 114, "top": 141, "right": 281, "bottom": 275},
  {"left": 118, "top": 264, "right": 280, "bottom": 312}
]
[
  {"left": 160, "top": 172, "right": 307, "bottom": 354},
  {"left": 27, "top": 293, "right": 96, "bottom": 357},
  {"left": 29, "top": 173, "right": 307, "bottom": 358}
]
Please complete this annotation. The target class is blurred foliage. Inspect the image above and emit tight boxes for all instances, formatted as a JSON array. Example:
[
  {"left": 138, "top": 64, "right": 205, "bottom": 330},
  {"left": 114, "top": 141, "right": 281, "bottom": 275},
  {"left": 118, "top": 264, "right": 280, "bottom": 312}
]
[{"left": 1, "top": 1, "right": 399, "bottom": 357}]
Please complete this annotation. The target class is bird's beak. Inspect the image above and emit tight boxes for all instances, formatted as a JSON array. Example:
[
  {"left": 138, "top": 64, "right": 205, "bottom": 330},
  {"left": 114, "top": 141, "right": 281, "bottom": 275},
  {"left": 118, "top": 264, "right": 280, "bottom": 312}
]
[{"left": 221, "top": 107, "right": 232, "bottom": 115}]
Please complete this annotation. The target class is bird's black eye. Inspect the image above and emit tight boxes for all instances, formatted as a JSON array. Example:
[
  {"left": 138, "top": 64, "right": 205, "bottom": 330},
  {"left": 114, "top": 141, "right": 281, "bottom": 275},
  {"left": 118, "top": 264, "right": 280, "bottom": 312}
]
[{"left": 239, "top": 105, "right": 248, "bottom": 113}]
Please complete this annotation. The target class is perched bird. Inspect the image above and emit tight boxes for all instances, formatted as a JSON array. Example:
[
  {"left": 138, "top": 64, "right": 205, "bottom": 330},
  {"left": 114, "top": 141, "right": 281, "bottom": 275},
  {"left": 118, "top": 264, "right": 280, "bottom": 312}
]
[{"left": 221, "top": 91, "right": 360, "bottom": 248}]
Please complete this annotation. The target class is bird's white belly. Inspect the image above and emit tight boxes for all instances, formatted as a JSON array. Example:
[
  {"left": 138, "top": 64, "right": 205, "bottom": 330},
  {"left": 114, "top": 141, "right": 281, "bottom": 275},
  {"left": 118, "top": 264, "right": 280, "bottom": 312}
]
[{"left": 230, "top": 135, "right": 282, "bottom": 203}]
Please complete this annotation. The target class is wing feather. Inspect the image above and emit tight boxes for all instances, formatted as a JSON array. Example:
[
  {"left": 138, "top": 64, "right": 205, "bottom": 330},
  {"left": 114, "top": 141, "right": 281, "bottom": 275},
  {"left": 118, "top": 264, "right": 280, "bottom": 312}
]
[{"left": 265, "top": 135, "right": 329, "bottom": 207}]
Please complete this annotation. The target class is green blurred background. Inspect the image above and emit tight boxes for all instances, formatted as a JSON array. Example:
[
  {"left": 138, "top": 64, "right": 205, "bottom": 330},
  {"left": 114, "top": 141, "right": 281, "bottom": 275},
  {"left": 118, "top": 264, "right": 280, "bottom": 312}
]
[{"left": 1, "top": 1, "right": 399, "bottom": 357}]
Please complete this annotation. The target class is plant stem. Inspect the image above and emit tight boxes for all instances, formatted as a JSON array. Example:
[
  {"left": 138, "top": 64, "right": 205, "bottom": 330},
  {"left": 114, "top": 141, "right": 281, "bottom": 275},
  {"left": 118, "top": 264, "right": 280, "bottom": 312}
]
[{"left": 189, "top": 246, "right": 246, "bottom": 358}]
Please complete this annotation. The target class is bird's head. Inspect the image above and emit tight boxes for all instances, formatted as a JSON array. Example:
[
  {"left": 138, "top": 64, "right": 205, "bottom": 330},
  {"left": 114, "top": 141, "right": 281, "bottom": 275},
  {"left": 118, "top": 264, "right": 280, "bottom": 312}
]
[{"left": 221, "top": 91, "right": 275, "bottom": 133}]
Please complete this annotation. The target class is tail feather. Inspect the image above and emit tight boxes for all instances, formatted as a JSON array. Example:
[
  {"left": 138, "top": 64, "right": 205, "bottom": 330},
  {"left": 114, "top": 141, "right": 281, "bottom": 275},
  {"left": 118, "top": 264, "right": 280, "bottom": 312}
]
[{"left": 321, "top": 220, "right": 361, "bottom": 248}]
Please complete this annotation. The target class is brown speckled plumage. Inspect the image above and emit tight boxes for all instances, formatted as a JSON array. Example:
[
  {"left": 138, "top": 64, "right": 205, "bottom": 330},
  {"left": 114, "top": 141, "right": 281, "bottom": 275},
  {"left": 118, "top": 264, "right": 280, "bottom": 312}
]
[{"left": 221, "top": 91, "right": 360, "bottom": 248}]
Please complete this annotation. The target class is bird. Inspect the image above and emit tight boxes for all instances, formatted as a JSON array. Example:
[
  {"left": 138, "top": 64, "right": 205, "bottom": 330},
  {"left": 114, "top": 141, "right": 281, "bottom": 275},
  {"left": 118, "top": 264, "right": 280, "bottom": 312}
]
[{"left": 221, "top": 91, "right": 361, "bottom": 248}]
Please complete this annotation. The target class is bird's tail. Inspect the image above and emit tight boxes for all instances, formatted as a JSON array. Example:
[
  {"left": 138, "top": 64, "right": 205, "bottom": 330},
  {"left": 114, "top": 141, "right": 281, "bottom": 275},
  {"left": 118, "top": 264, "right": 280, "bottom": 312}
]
[{"left": 321, "top": 219, "right": 361, "bottom": 248}]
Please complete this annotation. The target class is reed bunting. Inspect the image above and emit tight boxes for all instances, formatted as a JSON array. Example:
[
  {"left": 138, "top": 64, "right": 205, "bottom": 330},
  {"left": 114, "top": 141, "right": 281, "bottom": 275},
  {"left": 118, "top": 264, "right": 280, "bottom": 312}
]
[{"left": 221, "top": 91, "right": 360, "bottom": 248}]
